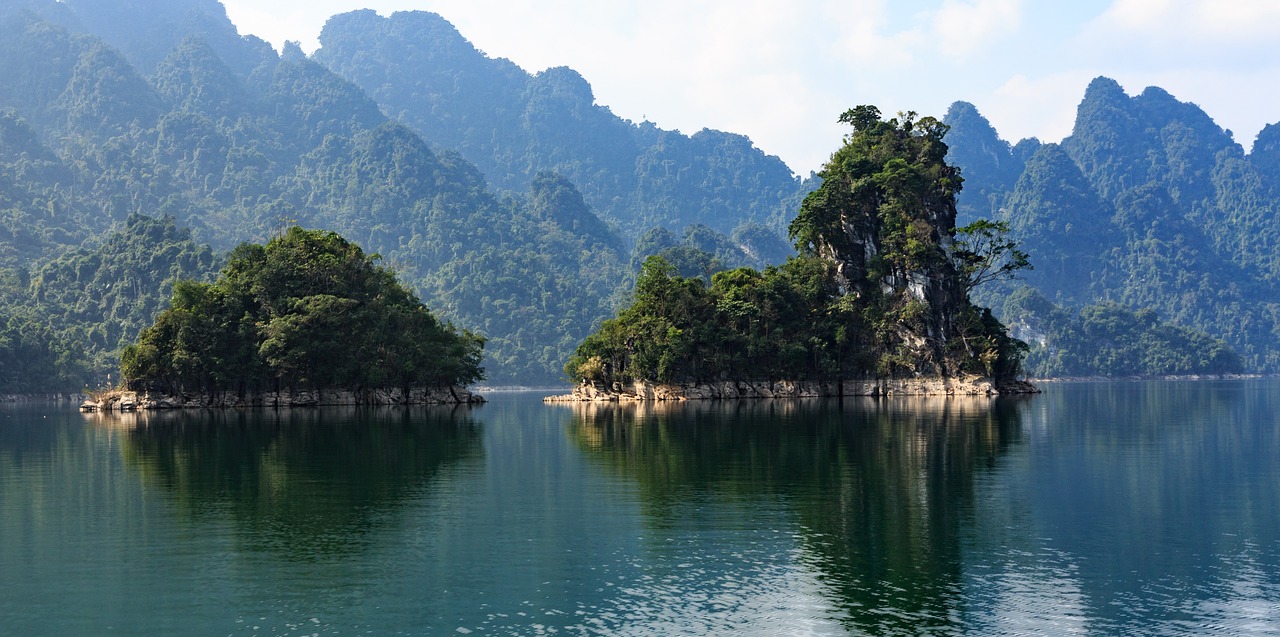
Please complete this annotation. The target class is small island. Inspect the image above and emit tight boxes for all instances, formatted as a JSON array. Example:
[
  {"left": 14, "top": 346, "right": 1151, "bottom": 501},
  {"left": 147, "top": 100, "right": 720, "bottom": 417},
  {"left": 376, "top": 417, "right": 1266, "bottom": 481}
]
[
  {"left": 550, "top": 106, "right": 1037, "bottom": 402},
  {"left": 96, "top": 227, "right": 486, "bottom": 409}
]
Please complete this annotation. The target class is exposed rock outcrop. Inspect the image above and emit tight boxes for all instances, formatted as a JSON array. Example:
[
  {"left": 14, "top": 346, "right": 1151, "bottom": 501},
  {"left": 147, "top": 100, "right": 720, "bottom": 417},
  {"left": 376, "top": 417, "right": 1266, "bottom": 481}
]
[
  {"left": 80, "top": 386, "right": 483, "bottom": 410},
  {"left": 545, "top": 376, "right": 1037, "bottom": 402}
]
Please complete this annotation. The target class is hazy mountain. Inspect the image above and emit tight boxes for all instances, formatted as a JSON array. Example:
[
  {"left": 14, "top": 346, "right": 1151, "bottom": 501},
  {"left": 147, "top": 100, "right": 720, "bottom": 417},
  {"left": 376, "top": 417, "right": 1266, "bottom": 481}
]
[
  {"left": 0, "top": 0, "right": 638, "bottom": 387},
  {"left": 311, "top": 9, "right": 812, "bottom": 239},
  {"left": 0, "top": 0, "right": 1271, "bottom": 389},
  {"left": 946, "top": 78, "right": 1280, "bottom": 372}
]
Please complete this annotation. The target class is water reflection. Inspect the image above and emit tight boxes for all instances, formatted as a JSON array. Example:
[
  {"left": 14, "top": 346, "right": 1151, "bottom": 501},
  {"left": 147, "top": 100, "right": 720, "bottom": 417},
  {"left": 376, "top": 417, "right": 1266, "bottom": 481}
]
[
  {"left": 93, "top": 406, "right": 483, "bottom": 560},
  {"left": 566, "top": 396, "right": 1030, "bottom": 634},
  {"left": 0, "top": 405, "right": 92, "bottom": 466},
  {"left": 7, "top": 383, "right": 1278, "bottom": 634},
  {"left": 999, "top": 380, "right": 1280, "bottom": 634}
]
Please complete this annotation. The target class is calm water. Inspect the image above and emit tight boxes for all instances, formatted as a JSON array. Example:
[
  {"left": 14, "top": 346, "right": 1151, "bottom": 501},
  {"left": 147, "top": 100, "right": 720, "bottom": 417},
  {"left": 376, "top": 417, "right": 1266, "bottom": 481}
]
[{"left": 2, "top": 380, "right": 1279, "bottom": 635}]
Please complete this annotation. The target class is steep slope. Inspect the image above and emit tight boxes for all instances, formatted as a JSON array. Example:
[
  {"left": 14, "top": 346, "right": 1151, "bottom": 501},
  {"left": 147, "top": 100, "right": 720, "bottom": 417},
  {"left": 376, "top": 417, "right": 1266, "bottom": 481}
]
[
  {"left": 946, "top": 80, "right": 1280, "bottom": 371},
  {"left": 0, "top": 5, "right": 632, "bottom": 387},
  {"left": 59, "top": 0, "right": 274, "bottom": 76},
  {"left": 1000, "top": 144, "right": 1114, "bottom": 305},
  {"left": 944, "top": 101, "right": 1026, "bottom": 225},
  {"left": 312, "top": 9, "right": 809, "bottom": 238},
  {"left": 561, "top": 107, "right": 1031, "bottom": 397}
]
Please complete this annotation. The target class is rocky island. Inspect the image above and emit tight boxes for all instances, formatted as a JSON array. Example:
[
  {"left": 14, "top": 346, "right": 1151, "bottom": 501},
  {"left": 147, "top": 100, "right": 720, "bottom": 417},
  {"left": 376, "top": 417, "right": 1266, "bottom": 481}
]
[
  {"left": 550, "top": 106, "right": 1037, "bottom": 402},
  {"left": 109, "top": 227, "right": 485, "bottom": 409}
]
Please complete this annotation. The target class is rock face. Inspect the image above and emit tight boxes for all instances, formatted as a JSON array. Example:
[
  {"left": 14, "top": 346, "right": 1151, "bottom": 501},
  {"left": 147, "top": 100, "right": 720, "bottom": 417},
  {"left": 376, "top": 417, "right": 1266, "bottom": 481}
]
[
  {"left": 81, "top": 386, "right": 484, "bottom": 410},
  {"left": 545, "top": 377, "right": 1037, "bottom": 402}
]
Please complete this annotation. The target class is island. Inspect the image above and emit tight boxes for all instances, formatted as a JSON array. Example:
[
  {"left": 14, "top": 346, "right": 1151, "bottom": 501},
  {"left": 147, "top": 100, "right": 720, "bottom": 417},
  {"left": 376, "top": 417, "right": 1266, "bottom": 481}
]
[
  {"left": 549, "top": 106, "right": 1038, "bottom": 402},
  {"left": 94, "top": 227, "right": 486, "bottom": 409}
]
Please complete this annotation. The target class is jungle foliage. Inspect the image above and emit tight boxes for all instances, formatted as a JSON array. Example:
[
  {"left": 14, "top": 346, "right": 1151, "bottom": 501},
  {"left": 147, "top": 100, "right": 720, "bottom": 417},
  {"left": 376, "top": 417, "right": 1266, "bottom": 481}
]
[
  {"left": 312, "top": 9, "right": 814, "bottom": 239},
  {"left": 566, "top": 108, "right": 1028, "bottom": 387},
  {"left": 945, "top": 80, "right": 1278, "bottom": 374},
  {"left": 995, "top": 287, "right": 1243, "bottom": 377},
  {"left": 121, "top": 227, "right": 484, "bottom": 392},
  {"left": 0, "top": 214, "right": 217, "bottom": 392},
  {"left": 0, "top": 0, "right": 1272, "bottom": 392},
  {"left": 0, "top": 1, "right": 644, "bottom": 388}
]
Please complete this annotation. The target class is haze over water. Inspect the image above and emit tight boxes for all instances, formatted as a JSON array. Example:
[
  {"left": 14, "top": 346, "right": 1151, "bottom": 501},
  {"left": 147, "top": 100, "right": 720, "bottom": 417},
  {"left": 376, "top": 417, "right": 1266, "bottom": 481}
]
[{"left": 2, "top": 380, "right": 1278, "bottom": 634}]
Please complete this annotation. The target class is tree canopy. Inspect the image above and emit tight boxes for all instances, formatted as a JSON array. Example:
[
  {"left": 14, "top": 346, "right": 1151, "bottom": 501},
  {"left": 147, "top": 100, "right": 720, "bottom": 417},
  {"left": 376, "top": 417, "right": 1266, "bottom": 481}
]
[
  {"left": 565, "top": 107, "right": 1028, "bottom": 388},
  {"left": 122, "top": 227, "right": 484, "bottom": 392},
  {"left": 944, "top": 83, "right": 1268, "bottom": 373}
]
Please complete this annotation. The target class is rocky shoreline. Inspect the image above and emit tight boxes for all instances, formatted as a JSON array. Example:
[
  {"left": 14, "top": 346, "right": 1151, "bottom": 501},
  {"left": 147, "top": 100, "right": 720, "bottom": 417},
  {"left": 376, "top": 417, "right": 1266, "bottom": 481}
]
[
  {"left": 545, "top": 376, "right": 1038, "bottom": 402},
  {"left": 81, "top": 386, "right": 484, "bottom": 411}
]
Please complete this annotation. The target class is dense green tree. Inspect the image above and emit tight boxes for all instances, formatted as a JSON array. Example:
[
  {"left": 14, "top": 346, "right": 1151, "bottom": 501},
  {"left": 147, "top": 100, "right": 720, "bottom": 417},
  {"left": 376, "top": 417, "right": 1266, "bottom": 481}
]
[
  {"left": 30, "top": 213, "right": 219, "bottom": 373},
  {"left": 312, "top": 9, "right": 810, "bottom": 238},
  {"left": 122, "top": 227, "right": 484, "bottom": 392},
  {"left": 0, "top": 213, "right": 219, "bottom": 392},
  {"left": 996, "top": 287, "right": 1243, "bottom": 377},
  {"left": 567, "top": 107, "right": 1028, "bottom": 388},
  {"left": 947, "top": 81, "right": 1280, "bottom": 373}
]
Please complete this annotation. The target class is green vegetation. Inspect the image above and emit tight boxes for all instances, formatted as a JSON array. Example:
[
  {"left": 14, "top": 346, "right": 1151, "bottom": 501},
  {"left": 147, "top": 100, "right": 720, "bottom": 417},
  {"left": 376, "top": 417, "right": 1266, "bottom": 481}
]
[
  {"left": 565, "top": 107, "right": 1027, "bottom": 388},
  {"left": 994, "top": 288, "right": 1243, "bottom": 377},
  {"left": 945, "top": 79, "right": 1279, "bottom": 374},
  {"left": 0, "top": 1, "right": 1271, "bottom": 391},
  {"left": 312, "top": 9, "right": 812, "bottom": 239},
  {"left": 0, "top": 2, "right": 640, "bottom": 388},
  {"left": 0, "top": 214, "right": 218, "bottom": 392},
  {"left": 122, "top": 227, "right": 483, "bottom": 393}
]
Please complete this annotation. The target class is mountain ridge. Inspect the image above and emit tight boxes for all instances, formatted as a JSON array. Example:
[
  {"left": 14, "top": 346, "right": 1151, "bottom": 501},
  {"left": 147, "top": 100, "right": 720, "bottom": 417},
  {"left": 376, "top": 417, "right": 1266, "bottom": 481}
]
[{"left": 945, "top": 78, "right": 1280, "bottom": 373}]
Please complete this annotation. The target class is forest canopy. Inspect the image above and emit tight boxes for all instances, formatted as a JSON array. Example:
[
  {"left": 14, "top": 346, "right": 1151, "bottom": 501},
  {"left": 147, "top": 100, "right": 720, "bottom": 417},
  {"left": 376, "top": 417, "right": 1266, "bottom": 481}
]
[
  {"left": 122, "top": 227, "right": 484, "bottom": 392},
  {"left": 564, "top": 107, "right": 1028, "bottom": 388}
]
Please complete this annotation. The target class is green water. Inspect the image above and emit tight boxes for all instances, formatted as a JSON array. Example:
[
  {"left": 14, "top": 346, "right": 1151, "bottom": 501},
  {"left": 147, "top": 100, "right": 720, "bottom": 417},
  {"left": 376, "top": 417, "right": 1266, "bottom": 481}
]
[{"left": 1, "top": 380, "right": 1278, "bottom": 635}]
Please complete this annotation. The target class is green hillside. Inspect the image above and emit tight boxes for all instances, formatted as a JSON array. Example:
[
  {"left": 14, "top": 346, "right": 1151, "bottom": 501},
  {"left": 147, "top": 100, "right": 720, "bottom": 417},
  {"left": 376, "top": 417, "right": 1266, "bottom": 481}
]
[
  {"left": 0, "top": 0, "right": 1271, "bottom": 391},
  {"left": 945, "top": 78, "right": 1280, "bottom": 372}
]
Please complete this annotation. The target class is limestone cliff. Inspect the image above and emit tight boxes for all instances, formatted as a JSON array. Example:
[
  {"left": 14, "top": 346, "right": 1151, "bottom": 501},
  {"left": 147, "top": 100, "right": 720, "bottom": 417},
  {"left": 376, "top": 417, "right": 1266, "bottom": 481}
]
[
  {"left": 546, "top": 377, "right": 1036, "bottom": 402},
  {"left": 558, "top": 106, "right": 1032, "bottom": 401}
]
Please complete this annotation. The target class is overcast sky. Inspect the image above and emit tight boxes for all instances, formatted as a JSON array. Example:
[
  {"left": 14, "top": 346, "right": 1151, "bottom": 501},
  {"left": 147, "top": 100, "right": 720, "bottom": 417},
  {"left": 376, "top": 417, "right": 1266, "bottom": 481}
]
[{"left": 220, "top": 0, "right": 1280, "bottom": 175}]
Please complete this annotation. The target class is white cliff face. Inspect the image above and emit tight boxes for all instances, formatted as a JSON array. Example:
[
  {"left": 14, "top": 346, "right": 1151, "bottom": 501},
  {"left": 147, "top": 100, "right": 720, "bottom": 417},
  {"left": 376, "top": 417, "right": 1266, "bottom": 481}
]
[{"left": 816, "top": 199, "right": 969, "bottom": 378}]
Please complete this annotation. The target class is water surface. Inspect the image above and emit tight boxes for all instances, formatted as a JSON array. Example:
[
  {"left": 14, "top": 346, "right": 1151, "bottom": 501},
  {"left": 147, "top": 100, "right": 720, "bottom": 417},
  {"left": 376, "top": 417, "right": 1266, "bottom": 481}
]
[{"left": 1, "top": 380, "right": 1278, "bottom": 635}]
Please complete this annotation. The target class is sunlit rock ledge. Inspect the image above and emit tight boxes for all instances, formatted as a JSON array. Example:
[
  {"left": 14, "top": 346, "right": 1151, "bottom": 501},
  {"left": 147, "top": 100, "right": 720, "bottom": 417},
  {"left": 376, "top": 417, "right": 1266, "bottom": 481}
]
[
  {"left": 80, "top": 387, "right": 484, "bottom": 411},
  {"left": 544, "top": 377, "right": 1038, "bottom": 402}
]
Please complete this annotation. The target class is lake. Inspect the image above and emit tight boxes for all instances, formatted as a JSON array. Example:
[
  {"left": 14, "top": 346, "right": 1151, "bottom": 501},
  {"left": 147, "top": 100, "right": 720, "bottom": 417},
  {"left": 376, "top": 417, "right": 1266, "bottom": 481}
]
[{"left": 1, "top": 380, "right": 1278, "bottom": 635}]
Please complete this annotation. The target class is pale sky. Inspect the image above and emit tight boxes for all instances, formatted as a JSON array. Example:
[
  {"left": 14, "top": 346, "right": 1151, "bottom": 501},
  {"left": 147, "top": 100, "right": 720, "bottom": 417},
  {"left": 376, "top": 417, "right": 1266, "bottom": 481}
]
[{"left": 221, "top": 0, "right": 1280, "bottom": 175}]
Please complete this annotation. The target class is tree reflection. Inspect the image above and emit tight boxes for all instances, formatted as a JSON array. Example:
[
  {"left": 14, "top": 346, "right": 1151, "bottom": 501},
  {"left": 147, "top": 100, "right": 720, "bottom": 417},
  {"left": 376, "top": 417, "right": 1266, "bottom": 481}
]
[
  {"left": 94, "top": 406, "right": 482, "bottom": 560},
  {"left": 1006, "top": 380, "right": 1280, "bottom": 630},
  {"left": 566, "top": 396, "right": 1028, "bottom": 634}
]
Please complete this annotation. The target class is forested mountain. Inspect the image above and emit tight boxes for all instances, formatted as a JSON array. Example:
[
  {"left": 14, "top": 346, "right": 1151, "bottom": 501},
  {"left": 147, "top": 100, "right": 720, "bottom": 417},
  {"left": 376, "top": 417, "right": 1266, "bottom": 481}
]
[
  {"left": 945, "top": 78, "right": 1280, "bottom": 372},
  {"left": 566, "top": 108, "right": 1029, "bottom": 392},
  {"left": 0, "top": 0, "right": 823, "bottom": 390},
  {"left": 0, "top": 214, "right": 218, "bottom": 391},
  {"left": 311, "top": 9, "right": 812, "bottom": 238},
  {"left": 0, "top": 0, "right": 640, "bottom": 388},
  {"left": 0, "top": 0, "right": 1273, "bottom": 391}
]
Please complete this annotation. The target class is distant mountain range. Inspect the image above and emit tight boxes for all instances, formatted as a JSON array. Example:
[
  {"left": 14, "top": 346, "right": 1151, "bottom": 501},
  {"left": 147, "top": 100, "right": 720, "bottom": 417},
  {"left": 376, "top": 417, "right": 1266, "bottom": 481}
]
[
  {"left": 945, "top": 78, "right": 1280, "bottom": 373},
  {"left": 0, "top": 0, "right": 803, "bottom": 388},
  {"left": 0, "top": 0, "right": 1272, "bottom": 390}
]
